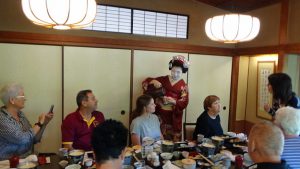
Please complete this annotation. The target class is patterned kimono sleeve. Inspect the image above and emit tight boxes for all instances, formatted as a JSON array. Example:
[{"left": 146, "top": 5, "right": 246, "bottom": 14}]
[
  {"left": 142, "top": 76, "right": 164, "bottom": 92},
  {"left": 142, "top": 77, "right": 155, "bottom": 92},
  {"left": 174, "top": 84, "right": 189, "bottom": 114}
]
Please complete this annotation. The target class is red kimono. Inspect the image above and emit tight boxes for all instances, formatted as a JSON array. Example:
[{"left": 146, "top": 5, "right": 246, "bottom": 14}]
[{"left": 143, "top": 75, "right": 189, "bottom": 141}]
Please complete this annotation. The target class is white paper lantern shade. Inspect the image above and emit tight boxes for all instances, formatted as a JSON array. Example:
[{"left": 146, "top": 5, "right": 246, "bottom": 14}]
[
  {"left": 22, "top": 0, "right": 97, "bottom": 30},
  {"left": 205, "top": 14, "right": 260, "bottom": 43}
]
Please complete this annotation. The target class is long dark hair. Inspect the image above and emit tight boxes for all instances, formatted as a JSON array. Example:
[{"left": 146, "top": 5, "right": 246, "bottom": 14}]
[
  {"left": 131, "top": 95, "right": 153, "bottom": 120},
  {"left": 268, "top": 73, "right": 294, "bottom": 105}
]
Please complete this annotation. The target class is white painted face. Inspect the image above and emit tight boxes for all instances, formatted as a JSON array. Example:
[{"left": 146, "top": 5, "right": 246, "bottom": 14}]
[{"left": 170, "top": 66, "right": 183, "bottom": 81}]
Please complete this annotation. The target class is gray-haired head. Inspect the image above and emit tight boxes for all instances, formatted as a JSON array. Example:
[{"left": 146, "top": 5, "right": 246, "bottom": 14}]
[
  {"left": 249, "top": 121, "right": 284, "bottom": 158},
  {"left": 0, "top": 83, "right": 24, "bottom": 105},
  {"left": 274, "top": 106, "right": 300, "bottom": 136}
]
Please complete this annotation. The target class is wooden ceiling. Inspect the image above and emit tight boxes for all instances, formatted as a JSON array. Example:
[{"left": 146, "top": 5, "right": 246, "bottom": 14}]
[{"left": 195, "top": 0, "right": 282, "bottom": 12}]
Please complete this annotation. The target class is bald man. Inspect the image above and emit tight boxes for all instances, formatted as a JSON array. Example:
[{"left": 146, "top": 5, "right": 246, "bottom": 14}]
[{"left": 248, "top": 121, "right": 290, "bottom": 169}]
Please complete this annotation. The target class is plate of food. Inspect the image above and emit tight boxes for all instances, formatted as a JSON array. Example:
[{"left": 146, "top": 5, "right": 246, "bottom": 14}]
[
  {"left": 225, "top": 132, "right": 237, "bottom": 137},
  {"left": 142, "top": 137, "right": 155, "bottom": 146},
  {"left": 229, "top": 138, "right": 245, "bottom": 144},
  {"left": 18, "top": 162, "right": 37, "bottom": 169}
]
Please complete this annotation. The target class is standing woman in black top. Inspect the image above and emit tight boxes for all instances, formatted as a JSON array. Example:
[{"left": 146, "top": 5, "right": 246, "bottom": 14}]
[
  {"left": 264, "top": 73, "right": 300, "bottom": 117},
  {"left": 193, "top": 95, "right": 223, "bottom": 139}
]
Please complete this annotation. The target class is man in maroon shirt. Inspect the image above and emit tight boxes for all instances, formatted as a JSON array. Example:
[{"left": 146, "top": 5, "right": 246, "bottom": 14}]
[{"left": 61, "top": 90, "right": 105, "bottom": 151}]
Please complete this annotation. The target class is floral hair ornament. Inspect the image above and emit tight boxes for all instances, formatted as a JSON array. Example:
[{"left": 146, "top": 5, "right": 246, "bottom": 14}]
[{"left": 170, "top": 55, "right": 190, "bottom": 69}]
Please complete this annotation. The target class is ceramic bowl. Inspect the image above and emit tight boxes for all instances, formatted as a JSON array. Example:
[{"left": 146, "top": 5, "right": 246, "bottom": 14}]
[{"left": 160, "top": 152, "right": 173, "bottom": 160}]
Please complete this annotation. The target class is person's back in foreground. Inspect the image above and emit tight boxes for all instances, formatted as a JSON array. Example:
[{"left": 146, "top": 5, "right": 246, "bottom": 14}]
[
  {"left": 248, "top": 121, "right": 290, "bottom": 169},
  {"left": 91, "top": 119, "right": 128, "bottom": 169},
  {"left": 274, "top": 107, "right": 300, "bottom": 168}
]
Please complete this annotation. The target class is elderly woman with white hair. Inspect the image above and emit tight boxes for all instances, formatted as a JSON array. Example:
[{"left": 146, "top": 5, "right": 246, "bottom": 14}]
[
  {"left": 0, "top": 83, "right": 53, "bottom": 160},
  {"left": 274, "top": 106, "right": 300, "bottom": 169}
]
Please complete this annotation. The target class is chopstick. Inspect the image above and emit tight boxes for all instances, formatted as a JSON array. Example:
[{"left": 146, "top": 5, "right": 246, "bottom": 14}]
[
  {"left": 198, "top": 153, "right": 214, "bottom": 166},
  {"left": 132, "top": 153, "right": 140, "bottom": 163}
]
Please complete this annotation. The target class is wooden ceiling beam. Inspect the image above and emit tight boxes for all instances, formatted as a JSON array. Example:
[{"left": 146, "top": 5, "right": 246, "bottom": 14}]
[
  {"left": 195, "top": 0, "right": 281, "bottom": 12},
  {"left": 0, "top": 31, "right": 234, "bottom": 56}
]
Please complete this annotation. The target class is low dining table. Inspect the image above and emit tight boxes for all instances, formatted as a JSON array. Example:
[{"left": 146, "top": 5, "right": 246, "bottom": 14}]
[{"left": 36, "top": 154, "right": 241, "bottom": 169}]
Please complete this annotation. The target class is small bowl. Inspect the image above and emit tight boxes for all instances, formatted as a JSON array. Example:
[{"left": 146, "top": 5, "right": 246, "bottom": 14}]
[
  {"left": 65, "top": 164, "right": 81, "bottom": 169},
  {"left": 69, "top": 149, "right": 84, "bottom": 164},
  {"left": 161, "top": 140, "right": 174, "bottom": 152},
  {"left": 173, "top": 151, "right": 181, "bottom": 159},
  {"left": 181, "top": 151, "right": 189, "bottom": 159},
  {"left": 181, "top": 159, "right": 196, "bottom": 169},
  {"left": 84, "top": 158, "right": 93, "bottom": 167},
  {"left": 160, "top": 152, "right": 173, "bottom": 160}
]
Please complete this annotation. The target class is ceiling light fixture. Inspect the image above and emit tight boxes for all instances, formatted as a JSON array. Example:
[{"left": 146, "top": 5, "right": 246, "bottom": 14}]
[
  {"left": 21, "top": 0, "right": 97, "bottom": 30},
  {"left": 205, "top": 14, "right": 260, "bottom": 43}
]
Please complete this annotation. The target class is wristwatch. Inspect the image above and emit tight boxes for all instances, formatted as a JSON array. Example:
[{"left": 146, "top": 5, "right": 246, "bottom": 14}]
[{"left": 35, "top": 122, "right": 43, "bottom": 128}]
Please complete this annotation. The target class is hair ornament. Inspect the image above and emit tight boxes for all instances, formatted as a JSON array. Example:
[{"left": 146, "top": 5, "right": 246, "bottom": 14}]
[{"left": 171, "top": 55, "right": 189, "bottom": 69}]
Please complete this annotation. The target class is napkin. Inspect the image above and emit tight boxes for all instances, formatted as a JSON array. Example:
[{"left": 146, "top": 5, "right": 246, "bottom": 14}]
[
  {"left": 162, "top": 160, "right": 180, "bottom": 169},
  {"left": 236, "top": 133, "right": 247, "bottom": 141},
  {"left": 19, "top": 154, "right": 38, "bottom": 164}
]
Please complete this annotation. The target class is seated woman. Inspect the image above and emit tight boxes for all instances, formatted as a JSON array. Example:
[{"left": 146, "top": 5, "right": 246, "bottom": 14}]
[
  {"left": 0, "top": 83, "right": 53, "bottom": 160},
  {"left": 193, "top": 95, "right": 223, "bottom": 139},
  {"left": 130, "top": 95, "right": 163, "bottom": 145}
]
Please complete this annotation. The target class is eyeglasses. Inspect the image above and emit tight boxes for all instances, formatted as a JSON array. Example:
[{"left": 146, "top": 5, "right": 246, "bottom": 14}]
[{"left": 15, "top": 96, "right": 26, "bottom": 100}]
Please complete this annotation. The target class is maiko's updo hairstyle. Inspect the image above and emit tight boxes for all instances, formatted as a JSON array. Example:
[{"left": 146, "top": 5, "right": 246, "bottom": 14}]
[{"left": 168, "top": 55, "right": 189, "bottom": 73}]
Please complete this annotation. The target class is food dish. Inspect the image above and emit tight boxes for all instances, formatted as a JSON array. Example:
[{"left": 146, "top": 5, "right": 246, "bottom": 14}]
[
  {"left": 142, "top": 137, "right": 155, "bottom": 146},
  {"left": 229, "top": 138, "right": 245, "bottom": 143},
  {"left": 65, "top": 164, "right": 81, "bottom": 169},
  {"left": 69, "top": 150, "right": 84, "bottom": 156},
  {"left": 162, "top": 140, "right": 174, "bottom": 145},
  {"left": 226, "top": 132, "right": 237, "bottom": 137},
  {"left": 18, "top": 162, "right": 37, "bottom": 169},
  {"left": 125, "top": 147, "right": 134, "bottom": 152},
  {"left": 161, "top": 152, "right": 173, "bottom": 160},
  {"left": 172, "top": 160, "right": 183, "bottom": 168},
  {"left": 132, "top": 145, "right": 142, "bottom": 151}
]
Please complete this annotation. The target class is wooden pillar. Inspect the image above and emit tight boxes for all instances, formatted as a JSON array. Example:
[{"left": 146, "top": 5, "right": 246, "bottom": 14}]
[
  {"left": 278, "top": 0, "right": 289, "bottom": 72},
  {"left": 229, "top": 56, "right": 240, "bottom": 131}
]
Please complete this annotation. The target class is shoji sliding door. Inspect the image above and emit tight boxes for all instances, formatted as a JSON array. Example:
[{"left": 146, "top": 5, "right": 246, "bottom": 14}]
[
  {"left": 187, "top": 54, "right": 232, "bottom": 132},
  {"left": 0, "top": 43, "right": 62, "bottom": 153},
  {"left": 63, "top": 47, "right": 131, "bottom": 128}
]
